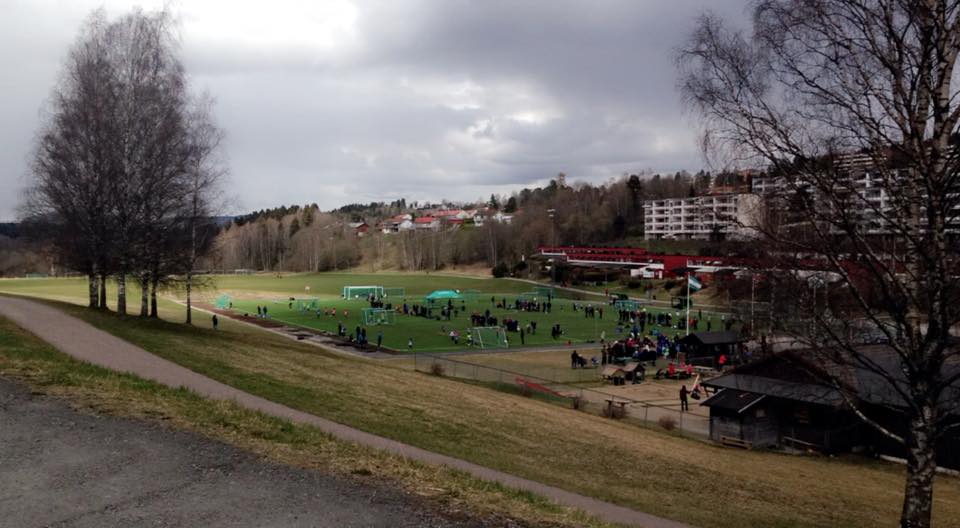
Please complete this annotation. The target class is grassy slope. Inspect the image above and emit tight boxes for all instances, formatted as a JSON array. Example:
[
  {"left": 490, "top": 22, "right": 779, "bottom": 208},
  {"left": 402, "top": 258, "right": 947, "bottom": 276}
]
[
  {"left": 11, "top": 305, "right": 958, "bottom": 527},
  {"left": 0, "top": 316, "right": 606, "bottom": 528},
  {"left": 3, "top": 275, "right": 960, "bottom": 527}
]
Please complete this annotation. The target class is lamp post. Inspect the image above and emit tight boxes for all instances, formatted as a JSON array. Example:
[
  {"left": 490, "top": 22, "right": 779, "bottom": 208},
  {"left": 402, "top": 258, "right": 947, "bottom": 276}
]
[{"left": 547, "top": 208, "right": 557, "bottom": 285}]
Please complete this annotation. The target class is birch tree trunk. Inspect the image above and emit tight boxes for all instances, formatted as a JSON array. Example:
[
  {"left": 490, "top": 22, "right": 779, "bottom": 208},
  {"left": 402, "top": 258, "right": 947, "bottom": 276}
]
[
  {"left": 150, "top": 275, "right": 159, "bottom": 318},
  {"left": 116, "top": 270, "right": 126, "bottom": 315},
  {"left": 99, "top": 273, "right": 107, "bottom": 311},
  {"left": 88, "top": 272, "right": 99, "bottom": 308},
  {"left": 139, "top": 276, "right": 149, "bottom": 317},
  {"left": 901, "top": 403, "right": 937, "bottom": 528}
]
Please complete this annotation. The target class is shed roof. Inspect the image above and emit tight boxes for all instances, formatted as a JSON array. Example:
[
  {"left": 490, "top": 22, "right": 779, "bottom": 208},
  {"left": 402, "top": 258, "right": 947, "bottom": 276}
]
[
  {"left": 681, "top": 331, "right": 744, "bottom": 346},
  {"left": 704, "top": 346, "right": 960, "bottom": 413},
  {"left": 701, "top": 388, "right": 767, "bottom": 413},
  {"left": 602, "top": 365, "right": 625, "bottom": 377}
]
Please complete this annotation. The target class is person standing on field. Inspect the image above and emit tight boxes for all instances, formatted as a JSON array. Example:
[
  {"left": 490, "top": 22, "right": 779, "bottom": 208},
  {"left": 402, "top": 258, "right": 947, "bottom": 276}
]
[{"left": 212, "top": 314, "right": 218, "bottom": 330}]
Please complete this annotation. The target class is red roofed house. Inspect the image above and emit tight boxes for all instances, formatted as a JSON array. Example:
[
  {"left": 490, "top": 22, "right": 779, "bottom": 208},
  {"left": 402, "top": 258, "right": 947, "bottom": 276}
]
[{"left": 414, "top": 216, "right": 440, "bottom": 231}]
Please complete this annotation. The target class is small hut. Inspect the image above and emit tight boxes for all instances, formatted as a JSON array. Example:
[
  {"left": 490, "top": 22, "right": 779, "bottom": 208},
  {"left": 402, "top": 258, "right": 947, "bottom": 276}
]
[
  {"left": 602, "top": 365, "right": 626, "bottom": 385},
  {"left": 680, "top": 331, "right": 744, "bottom": 368}
]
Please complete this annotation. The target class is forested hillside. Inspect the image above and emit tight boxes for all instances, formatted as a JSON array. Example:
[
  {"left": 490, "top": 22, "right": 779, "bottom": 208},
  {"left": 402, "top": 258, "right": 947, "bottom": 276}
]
[{"left": 205, "top": 171, "right": 748, "bottom": 274}]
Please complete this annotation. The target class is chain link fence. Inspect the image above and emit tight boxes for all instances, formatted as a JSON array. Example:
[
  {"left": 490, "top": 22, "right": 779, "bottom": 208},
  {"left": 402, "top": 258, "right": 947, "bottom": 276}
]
[{"left": 414, "top": 353, "right": 710, "bottom": 438}]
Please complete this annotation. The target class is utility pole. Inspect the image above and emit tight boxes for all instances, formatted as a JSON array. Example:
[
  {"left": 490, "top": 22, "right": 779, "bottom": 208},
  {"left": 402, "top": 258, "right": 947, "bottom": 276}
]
[
  {"left": 547, "top": 208, "right": 557, "bottom": 285},
  {"left": 685, "top": 271, "right": 691, "bottom": 336}
]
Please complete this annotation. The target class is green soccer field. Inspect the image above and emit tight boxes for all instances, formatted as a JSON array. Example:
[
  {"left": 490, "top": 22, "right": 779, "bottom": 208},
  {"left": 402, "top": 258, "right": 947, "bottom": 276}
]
[
  {"left": 0, "top": 272, "right": 732, "bottom": 353},
  {"left": 224, "top": 285, "right": 729, "bottom": 353}
]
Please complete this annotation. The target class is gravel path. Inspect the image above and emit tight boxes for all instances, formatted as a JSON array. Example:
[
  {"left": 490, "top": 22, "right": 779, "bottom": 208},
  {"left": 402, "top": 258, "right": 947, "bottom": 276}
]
[
  {"left": 0, "top": 377, "right": 483, "bottom": 528},
  {"left": 0, "top": 296, "right": 688, "bottom": 528}
]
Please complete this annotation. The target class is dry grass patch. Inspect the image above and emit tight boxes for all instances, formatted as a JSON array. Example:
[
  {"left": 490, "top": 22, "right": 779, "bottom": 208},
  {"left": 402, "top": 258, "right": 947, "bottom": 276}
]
[{"left": 54, "top": 303, "right": 960, "bottom": 528}]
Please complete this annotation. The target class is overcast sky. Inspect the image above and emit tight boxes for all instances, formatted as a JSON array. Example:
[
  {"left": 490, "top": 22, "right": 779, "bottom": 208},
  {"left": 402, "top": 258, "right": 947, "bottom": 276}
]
[{"left": 0, "top": 0, "right": 750, "bottom": 220}]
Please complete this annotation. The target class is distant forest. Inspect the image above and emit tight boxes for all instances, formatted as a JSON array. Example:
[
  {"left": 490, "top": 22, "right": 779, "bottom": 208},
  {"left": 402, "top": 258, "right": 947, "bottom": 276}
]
[
  {"left": 205, "top": 170, "right": 751, "bottom": 276},
  {"left": 1, "top": 170, "right": 753, "bottom": 277}
]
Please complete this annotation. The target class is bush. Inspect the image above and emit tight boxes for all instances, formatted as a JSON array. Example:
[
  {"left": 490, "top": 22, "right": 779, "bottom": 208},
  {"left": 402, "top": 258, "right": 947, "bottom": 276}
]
[
  {"left": 664, "top": 280, "right": 677, "bottom": 290},
  {"left": 429, "top": 363, "right": 445, "bottom": 376},
  {"left": 491, "top": 262, "right": 509, "bottom": 278},
  {"left": 658, "top": 416, "right": 677, "bottom": 431},
  {"left": 626, "top": 279, "right": 641, "bottom": 289},
  {"left": 571, "top": 395, "right": 584, "bottom": 410}
]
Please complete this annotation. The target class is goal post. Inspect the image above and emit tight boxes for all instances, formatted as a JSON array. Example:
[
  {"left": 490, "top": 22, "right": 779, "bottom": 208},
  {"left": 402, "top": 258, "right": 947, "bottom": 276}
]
[
  {"left": 296, "top": 298, "right": 320, "bottom": 311},
  {"left": 383, "top": 287, "right": 405, "bottom": 298},
  {"left": 534, "top": 286, "right": 555, "bottom": 297},
  {"left": 342, "top": 285, "right": 385, "bottom": 299},
  {"left": 470, "top": 326, "right": 509, "bottom": 349},
  {"left": 614, "top": 299, "right": 643, "bottom": 312},
  {"left": 362, "top": 308, "right": 396, "bottom": 325}
]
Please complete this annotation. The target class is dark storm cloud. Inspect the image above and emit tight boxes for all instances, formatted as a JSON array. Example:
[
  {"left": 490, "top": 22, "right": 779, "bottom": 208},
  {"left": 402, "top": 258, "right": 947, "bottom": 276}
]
[{"left": 0, "top": 0, "right": 750, "bottom": 219}]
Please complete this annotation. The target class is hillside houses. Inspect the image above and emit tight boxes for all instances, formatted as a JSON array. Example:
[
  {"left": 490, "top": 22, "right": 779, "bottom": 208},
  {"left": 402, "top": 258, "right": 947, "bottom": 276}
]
[
  {"left": 474, "top": 210, "right": 513, "bottom": 226},
  {"left": 379, "top": 214, "right": 414, "bottom": 233}
]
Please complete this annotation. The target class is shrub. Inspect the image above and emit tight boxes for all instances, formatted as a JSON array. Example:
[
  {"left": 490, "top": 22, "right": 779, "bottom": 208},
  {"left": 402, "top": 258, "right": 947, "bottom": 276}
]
[
  {"left": 663, "top": 280, "right": 677, "bottom": 290},
  {"left": 658, "top": 415, "right": 677, "bottom": 431},
  {"left": 571, "top": 395, "right": 584, "bottom": 410},
  {"left": 429, "top": 363, "right": 445, "bottom": 376},
  {"left": 491, "top": 262, "right": 509, "bottom": 278},
  {"left": 626, "top": 279, "right": 641, "bottom": 289}
]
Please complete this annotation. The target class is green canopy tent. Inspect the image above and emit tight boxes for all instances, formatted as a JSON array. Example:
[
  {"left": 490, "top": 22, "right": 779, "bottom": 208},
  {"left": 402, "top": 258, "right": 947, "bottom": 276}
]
[{"left": 425, "top": 290, "right": 463, "bottom": 303}]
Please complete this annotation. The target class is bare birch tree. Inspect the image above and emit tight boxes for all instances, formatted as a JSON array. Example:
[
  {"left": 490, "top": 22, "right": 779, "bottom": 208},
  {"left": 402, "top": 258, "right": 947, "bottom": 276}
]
[{"left": 679, "top": 2, "right": 960, "bottom": 526}]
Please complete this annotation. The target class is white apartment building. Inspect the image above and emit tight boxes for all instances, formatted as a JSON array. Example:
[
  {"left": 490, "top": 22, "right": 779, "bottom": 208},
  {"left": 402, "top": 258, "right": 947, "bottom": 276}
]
[
  {"left": 643, "top": 193, "right": 762, "bottom": 240},
  {"left": 750, "top": 154, "right": 907, "bottom": 235}
]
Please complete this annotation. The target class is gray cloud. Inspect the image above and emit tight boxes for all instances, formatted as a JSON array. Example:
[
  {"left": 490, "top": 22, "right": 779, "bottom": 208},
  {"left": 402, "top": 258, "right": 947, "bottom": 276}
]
[{"left": 0, "top": 0, "right": 750, "bottom": 220}]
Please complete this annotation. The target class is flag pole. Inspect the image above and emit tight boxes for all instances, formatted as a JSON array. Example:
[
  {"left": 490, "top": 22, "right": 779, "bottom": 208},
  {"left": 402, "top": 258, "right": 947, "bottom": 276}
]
[{"left": 685, "top": 271, "right": 691, "bottom": 336}]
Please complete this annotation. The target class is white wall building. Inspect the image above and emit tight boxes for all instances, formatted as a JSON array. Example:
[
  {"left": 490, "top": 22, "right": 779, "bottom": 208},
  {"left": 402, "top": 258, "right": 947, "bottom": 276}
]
[
  {"left": 643, "top": 193, "right": 762, "bottom": 240},
  {"left": 749, "top": 155, "right": 911, "bottom": 235}
]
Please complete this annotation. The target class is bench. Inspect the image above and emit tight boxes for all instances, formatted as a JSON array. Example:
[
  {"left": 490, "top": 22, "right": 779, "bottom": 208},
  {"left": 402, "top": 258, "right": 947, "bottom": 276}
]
[
  {"left": 720, "top": 435, "right": 753, "bottom": 449},
  {"left": 604, "top": 398, "right": 628, "bottom": 419}
]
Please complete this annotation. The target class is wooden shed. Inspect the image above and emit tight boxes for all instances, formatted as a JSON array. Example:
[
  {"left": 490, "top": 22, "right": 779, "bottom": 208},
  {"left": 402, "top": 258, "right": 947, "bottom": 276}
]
[
  {"left": 701, "top": 348, "right": 960, "bottom": 467},
  {"left": 680, "top": 331, "right": 744, "bottom": 368}
]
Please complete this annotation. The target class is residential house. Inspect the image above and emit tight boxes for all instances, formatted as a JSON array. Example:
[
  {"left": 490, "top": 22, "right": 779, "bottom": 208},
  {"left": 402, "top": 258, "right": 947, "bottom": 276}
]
[
  {"left": 348, "top": 222, "right": 369, "bottom": 236},
  {"left": 414, "top": 216, "right": 440, "bottom": 231}
]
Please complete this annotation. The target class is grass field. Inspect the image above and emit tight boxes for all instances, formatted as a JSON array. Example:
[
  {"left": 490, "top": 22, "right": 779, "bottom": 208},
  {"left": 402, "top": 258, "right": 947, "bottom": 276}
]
[
  {"left": 227, "top": 294, "right": 721, "bottom": 353},
  {"left": 0, "top": 274, "right": 730, "bottom": 353},
  {"left": 4, "top": 274, "right": 959, "bottom": 527},
  {"left": 2, "top": 280, "right": 958, "bottom": 526}
]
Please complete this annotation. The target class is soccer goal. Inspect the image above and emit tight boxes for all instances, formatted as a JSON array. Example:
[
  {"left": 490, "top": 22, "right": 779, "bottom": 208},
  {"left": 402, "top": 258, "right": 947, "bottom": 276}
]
[
  {"left": 342, "top": 285, "right": 384, "bottom": 299},
  {"left": 362, "top": 308, "right": 395, "bottom": 325},
  {"left": 614, "top": 299, "right": 644, "bottom": 312},
  {"left": 533, "top": 286, "right": 555, "bottom": 297},
  {"left": 518, "top": 292, "right": 541, "bottom": 301},
  {"left": 383, "top": 287, "right": 405, "bottom": 298},
  {"left": 296, "top": 298, "right": 320, "bottom": 311},
  {"left": 460, "top": 289, "right": 483, "bottom": 301},
  {"left": 470, "top": 326, "right": 509, "bottom": 349},
  {"left": 214, "top": 294, "right": 232, "bottom": 309}
]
